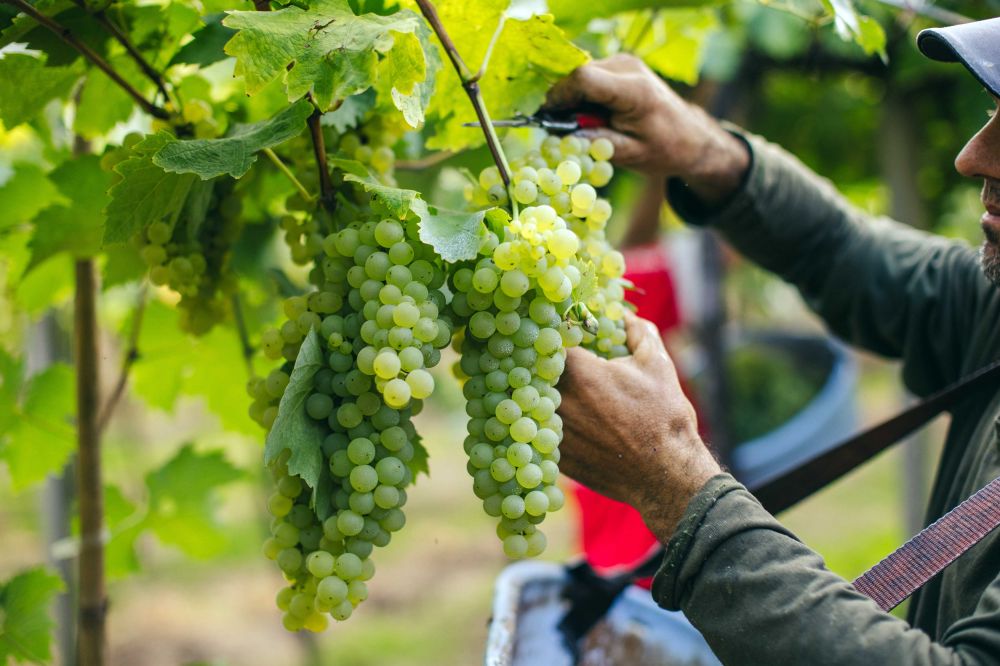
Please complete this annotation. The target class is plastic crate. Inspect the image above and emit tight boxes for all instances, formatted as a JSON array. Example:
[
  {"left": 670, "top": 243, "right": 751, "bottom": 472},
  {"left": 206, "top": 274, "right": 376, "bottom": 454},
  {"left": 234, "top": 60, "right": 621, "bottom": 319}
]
[{"left": 485, "top": 561, "right": 720, "bottom": 666}]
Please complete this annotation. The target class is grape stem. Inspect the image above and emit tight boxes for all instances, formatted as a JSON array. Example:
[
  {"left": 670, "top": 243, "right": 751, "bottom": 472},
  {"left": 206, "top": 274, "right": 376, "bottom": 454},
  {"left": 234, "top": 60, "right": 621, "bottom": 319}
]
[
  {"left": 0, "top": 0, "right": 170, "bottom": 119},
  {"left": 69, "top": 0, "right": 173, "bottom": 106},
  {"left": 395, "top": 150, "right": 454, "bottom": 170},
  {"left": 231, "top": 292, "right": 255, "bottom": 378},
  {"left": 96, "top": 284, "right": 148, "bottom": 435},
  {"left": 263, "top": 148, "right": 316, "bottom": 202},
  {"left": 307, "top": 97, "right": 335, "bottom": 210},
  {"left": 415, "top": 0, "right": 513, "bottom": 190},
  {"left": 74, "top": 259, "right": 107, "bottom": 666}
]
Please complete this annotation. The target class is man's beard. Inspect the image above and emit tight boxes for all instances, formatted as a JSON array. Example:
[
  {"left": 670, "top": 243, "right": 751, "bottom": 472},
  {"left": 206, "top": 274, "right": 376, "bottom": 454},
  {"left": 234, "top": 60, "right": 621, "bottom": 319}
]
[{"left": 979, "top": 241, "right": 1000, "bottom": 286}]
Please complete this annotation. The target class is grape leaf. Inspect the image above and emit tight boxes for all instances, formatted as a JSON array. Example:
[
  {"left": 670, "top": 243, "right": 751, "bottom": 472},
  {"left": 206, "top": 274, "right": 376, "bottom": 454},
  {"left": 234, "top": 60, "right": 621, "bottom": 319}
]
[
  {"left": 102, "top": 484, "right": 143, "bottom": 579},
  {"left": 130, "top": 301, "right": 258, "bottom": 435},
  {"left": 0, "top": 164, "right": 68, "bottom": 229},
  {"left": 321, "top": 89, "right": 376, "bottom": 133},
  {"left": 413, "top": 200, "right": 489, "bottom": 263},
  {"left": 0, "top": 567, "right": 64, "bottom": 665},
  {"left": 152, "top": 99, "right": 313, "bottom": 179},
  {"left": 144, "top": 444, "right": 246, "bottom": 558},
  {"left": 0, "top": 53, "right": 81, "bottom": 128},
  {"left": 407, "top": 432, "right": 429, "bottom": 481},
  {"left": 425, "top": 10, "right": 589, "bottom": 150},
  {"left": 547, "top": 0, "right": 716, "bottom": 27},
  {"left": 104, "top": 133, "right": 197, "bottom": 245},
  {"left": 168, "top": 13, "right": 236, "bottom": 67},
  {"left": 27, "top": 156, "right": 111, "bottom": 273},
  {"left": 73, "top": 59, "right": 142, "bottom": 139},
  {"left": 264, "top": 328, "right": 325, "bottom": 489},
  {"left": 222, "top": 0, "right": 431, "bottom": 121},
  {"left": 0, "top": 361, "right": 76, "bottom": 493},
  {"left": 633, "top": 9, "right": 718, "bottom": 85},
  {"left": 339, "top": 170, "right": 422, "bottom": 219}
]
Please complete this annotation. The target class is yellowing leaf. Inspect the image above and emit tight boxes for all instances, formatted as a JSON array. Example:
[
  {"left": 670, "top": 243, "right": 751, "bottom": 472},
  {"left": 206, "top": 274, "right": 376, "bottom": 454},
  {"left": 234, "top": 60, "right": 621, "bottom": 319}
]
[{"left": 424, "top": 9, "right": 589, "bottom": 151}]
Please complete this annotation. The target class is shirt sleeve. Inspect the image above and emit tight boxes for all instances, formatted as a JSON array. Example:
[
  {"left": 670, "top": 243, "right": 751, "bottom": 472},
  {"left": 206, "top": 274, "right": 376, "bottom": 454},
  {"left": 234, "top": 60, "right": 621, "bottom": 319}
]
[
  {"left": 650, "top": 474, "right": 1000, "bottom": 665},
  {"left": 667, "top": 131, "right": 992, "bottom": 396}
]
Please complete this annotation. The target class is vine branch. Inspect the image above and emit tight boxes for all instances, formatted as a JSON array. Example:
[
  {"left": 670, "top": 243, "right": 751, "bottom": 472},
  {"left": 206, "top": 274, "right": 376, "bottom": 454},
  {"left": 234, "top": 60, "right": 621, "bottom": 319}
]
[
  {"left": 395, "top": 150, "right": 454, "bottom": 170},
  {"left": 73, "top": 259, "right": 106, "bottom": 666},
  {"left": 415, "top": 0, "right": 513, "bottom": 189},
  {"left": 306, "top": 102, "right": 334, "bottom": 209},
  {"left": 231, "top": 293, "right": 255, "bottom": 378},
  {"left": 96, "top": 285, "right": 147, "bottom": 435},
  {"left": 1, "top": 0, "right": 169, "bottom": 119},
  {"left": 70, "top": 0, "right": 172, "bottom": 104}
]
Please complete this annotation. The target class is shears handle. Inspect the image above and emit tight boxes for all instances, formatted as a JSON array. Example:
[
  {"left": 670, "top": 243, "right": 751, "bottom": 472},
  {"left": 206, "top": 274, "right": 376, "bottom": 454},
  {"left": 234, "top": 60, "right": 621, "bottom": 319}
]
[{"left": 573, "top": 112, "right": 608, "bottom": 130}]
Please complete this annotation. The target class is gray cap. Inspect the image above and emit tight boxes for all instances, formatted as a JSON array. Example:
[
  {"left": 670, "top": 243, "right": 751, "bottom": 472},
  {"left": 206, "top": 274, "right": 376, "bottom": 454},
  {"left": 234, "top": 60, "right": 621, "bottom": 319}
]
[{"left": 917, "top": 17, "right": 1000, "bottom": 98}]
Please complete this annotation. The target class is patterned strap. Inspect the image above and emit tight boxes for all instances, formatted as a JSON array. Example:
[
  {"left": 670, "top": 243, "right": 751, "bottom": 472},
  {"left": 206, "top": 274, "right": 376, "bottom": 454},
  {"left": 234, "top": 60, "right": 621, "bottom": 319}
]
[{"left": 852, "top": 475, "right": 1000, "bottom": 611}]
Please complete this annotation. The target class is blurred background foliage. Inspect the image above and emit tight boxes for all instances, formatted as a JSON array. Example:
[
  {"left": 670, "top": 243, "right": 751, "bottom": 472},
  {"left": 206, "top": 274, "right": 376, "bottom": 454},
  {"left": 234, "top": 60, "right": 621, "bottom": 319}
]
[{"left": 2, "top": 0, "right": 998, "bottom": 663}]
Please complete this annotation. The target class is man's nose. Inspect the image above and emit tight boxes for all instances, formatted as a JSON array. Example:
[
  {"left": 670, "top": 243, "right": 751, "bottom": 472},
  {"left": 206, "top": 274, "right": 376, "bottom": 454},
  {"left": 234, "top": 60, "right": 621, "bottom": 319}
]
[{"left": 955, "top": 110, "right": 1000, "bottom": 179}]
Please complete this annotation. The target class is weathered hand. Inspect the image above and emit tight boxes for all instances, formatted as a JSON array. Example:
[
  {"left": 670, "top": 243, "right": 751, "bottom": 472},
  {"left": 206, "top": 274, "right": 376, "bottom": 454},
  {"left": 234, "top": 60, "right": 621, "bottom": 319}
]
[
  {"left": 557, "top": 312, "right": 722, "bottom": 542},
  {"left": 546, "top": 54, "right": 750, "bottom": 207}
]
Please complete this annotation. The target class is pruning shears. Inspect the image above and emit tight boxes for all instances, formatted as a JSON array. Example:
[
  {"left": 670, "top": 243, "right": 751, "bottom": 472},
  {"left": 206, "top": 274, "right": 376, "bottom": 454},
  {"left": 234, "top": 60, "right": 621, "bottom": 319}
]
[{"left": 463, "top": 110, "right": 608, "bottom": 136}]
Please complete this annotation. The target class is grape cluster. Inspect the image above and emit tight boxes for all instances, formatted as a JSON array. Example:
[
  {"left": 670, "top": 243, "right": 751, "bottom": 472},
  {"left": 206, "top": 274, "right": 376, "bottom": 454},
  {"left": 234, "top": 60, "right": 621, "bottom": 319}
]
[
  {"left": 252, "top": 151, "right": 457, "bottom": 627},
  {"left": 448, "top": 133, "right": 629, "bottom": 557},
  {"left": 135, "top": 188, "right": 243, "bottom": 335},
  {"left": 468, "top": 134, "right": 628, "bottom": 358}
]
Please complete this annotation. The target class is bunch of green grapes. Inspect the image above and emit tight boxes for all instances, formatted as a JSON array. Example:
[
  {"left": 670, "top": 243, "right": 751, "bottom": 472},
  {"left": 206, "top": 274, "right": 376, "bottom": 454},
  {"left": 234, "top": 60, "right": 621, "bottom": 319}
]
[
  {"left": 134, "top": 185, "right": 243, "bottom": 335},
  {"left": 468, "top": 134, "right": 628, "bottom": 358},
  {"left": 449, "top": 133, "right": 630, "bottom": 558},
  {"left": 251, "top": 150, "right": 456, "bottom": 629}
]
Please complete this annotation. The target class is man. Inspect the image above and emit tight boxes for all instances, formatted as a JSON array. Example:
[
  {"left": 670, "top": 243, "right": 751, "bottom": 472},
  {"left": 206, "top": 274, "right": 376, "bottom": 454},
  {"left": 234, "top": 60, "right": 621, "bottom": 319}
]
[{"left": 555, "top": 17, "right": 1000, "bottom": 664}]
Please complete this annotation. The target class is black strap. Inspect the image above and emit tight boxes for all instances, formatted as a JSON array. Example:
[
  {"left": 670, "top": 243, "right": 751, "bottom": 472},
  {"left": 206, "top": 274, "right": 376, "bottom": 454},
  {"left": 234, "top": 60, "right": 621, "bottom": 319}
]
[{"left": 558, "top": 357, "right": 1000, "bottom": 656}]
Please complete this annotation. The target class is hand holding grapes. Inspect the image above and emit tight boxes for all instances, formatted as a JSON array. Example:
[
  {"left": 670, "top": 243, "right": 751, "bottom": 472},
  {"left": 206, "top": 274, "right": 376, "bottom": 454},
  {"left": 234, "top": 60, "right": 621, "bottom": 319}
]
[
  {"left": 558, "top": 312, "right": 722, "bottom": 542},
  {"left": 546, "top": 54, "right": 751, "bottom": 207}
]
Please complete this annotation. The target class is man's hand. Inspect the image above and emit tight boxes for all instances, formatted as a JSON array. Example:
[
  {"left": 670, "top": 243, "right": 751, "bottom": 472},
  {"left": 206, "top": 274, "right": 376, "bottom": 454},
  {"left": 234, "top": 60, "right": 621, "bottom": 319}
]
[
  {"left": 547, "top": 54, "right": 750, "bottom": 207},
  {"left": 558, "top": 312, "right": 722, "bottom": 542}
]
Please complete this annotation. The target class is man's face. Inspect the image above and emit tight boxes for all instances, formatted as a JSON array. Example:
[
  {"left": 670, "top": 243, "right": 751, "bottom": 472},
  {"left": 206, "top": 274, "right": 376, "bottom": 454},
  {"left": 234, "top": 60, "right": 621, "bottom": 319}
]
[{"left": 958, "top": 97, "right": 1000, "bottom": 284}]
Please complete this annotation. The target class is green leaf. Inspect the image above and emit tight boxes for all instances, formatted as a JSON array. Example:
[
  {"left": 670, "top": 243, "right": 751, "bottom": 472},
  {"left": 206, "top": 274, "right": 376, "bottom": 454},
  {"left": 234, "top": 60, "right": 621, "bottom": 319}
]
[
  {"left": 73, "top": 59, "right": 139, "bottom": 139},
  {"left": 27, "top": 156, "right": 111, "bottom": 272},
  {"left": 0, "top": 53, "right": 81, "bottom": 128},
  {"left": 169, "top": 13, "right": 236, "bottom": 67},
  {"left": 320, "top": 89, "right": 376, "bottom": 133},
  {"left": 425, "top": 10, "right": 589, "bottom": 150},
  {"left": 339, "top": 167, "right": 422, "bottom": 218},
  {"left": 0, "top": 362, "right": 76, "bottom": 493},
  {"left": 223, "top": 0, "right": 431, "bottom": 120},
  {"left": 144, "top": 444, "right": 245, "bottom": 558},
  {"left": 104, "top": 133, "right": 197, "bottom": 245},
  {"left": 0, "top": 567, "right": 64, "bottom": 665},
  {"left": 856, "top": 14, "right": 886, "bottom": 58},
  {"left": 103, "top": 484, "right": 143, "bottom": 579},
  {"left": 547, "top": 0, "right": 717, "bottom": 27},
  {"left": 407, "top": 432, "right": 429, "bottom": 481},
  {"left": 633, "top": 9, "right": 718, "bottom": 85},
  {"left": 264, "top": 329, "right": 324, "bottom": 488},
  {"left": 0, "top": 164, "right": 68, "bottom": 230},
  {"left": 131, "top": 301, "right": 258, "bottom": 435},
  {"left": 152, "top": 99, "right": 313, "bottom": 179},
  {"left": 413, "top": 200, "right": 490, "bottom": 263}
]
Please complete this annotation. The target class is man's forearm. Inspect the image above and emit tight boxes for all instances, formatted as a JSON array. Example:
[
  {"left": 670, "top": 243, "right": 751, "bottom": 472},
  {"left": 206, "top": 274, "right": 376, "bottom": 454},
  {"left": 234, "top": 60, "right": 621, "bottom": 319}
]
[{"left": 652, "top": 476, "right": 1000, "bottom": 665}]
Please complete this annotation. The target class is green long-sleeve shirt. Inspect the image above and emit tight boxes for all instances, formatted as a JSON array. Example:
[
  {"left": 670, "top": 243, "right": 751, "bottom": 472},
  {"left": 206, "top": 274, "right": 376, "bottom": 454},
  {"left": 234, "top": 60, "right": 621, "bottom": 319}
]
[{"left": 653, "top": 131, "right": 1000, "bottom": 664}]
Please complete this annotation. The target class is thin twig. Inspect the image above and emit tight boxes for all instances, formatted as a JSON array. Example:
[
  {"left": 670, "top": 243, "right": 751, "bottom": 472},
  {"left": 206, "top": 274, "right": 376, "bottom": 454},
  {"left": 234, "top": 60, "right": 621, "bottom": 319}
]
[
  {"left": 96, "top": 285, "right": 147, "bottom": 435},
  {"left": 230, "top": 293, "right": 255, "bottom": 378},
  {"left": 264, "top": 148, "right": 315, "bottom": 202},
  {"left": 1, "top": 0, "right": 169, "bottom": 119},
  {"left": 73, "top": 259, "right": 106, "bottom": 666},
  {"left": 471, "top": 14, "right": 505, "bottom": 83},
  {"left": 306, "top": 103, "right": 334, "bottom": 209},
  {"left": 415, "top": 0, "right": 513, "bottom": 189},
  {"left": 395, "top": 150, "right": 455, "bottom": 170},
  {"left": 69, "top": 0, "right": 172, "bottom": 104}
]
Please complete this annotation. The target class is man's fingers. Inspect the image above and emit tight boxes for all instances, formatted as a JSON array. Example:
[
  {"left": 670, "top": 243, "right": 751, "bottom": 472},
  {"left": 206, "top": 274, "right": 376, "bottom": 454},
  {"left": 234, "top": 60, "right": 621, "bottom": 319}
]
[
  {"left": 546, "top": 63, "right": 627, "bottom": 113},
  {"left": 575, "top": 128, "right": 644, "bottom": 166},
  {"left": 622, "top": 311, "right": 666, "bottom": 362}
]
